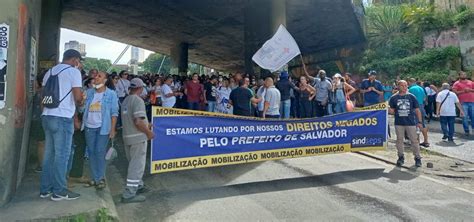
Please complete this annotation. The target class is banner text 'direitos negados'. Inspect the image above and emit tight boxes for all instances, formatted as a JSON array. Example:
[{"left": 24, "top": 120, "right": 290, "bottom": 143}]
[{"left": 151, "top": 104, "right": 387, "bottom": 173}]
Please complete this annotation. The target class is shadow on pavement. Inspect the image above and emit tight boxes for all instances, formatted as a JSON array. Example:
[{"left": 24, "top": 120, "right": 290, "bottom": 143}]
[
  {"left": 113, "top": 167, "right": 419, "bottom": 221},
  {"left": 435, "top": 141, "right": 465, "bottom": 147}
]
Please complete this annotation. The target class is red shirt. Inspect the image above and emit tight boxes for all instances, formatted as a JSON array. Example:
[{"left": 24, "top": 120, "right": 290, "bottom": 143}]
[
  {"left": 453, "top": 80, "right": 474, "bottom": 103},
  {"left": 185, "top": 81, "right": 204, "bottom": 102}
]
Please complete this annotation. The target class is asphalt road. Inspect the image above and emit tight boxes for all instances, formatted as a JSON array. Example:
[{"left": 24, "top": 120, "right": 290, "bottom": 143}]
[{"left": 108, "top": 153, "right": 474, "bottom": 221}]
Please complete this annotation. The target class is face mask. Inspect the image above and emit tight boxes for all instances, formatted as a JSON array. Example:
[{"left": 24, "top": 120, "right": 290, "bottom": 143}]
[{"left": 94, "top": 83, "right": 104, "bottom": 89}]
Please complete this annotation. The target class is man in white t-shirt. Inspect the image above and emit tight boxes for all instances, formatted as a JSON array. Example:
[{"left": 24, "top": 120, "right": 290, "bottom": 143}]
[
  {"left": 436, "top": 83, "right": 464, "bottom": 142},
  {"left": 161, "top": 76, "right": 180, "bottom": 108},
  {"left": 263, "top": 77, "right": 281, "bottom": 119},
  {"left": 40, "top": 49, "right": 84, "bottom": 201}
]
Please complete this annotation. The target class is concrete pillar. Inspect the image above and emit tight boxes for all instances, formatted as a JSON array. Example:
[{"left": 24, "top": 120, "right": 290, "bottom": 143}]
[
  {"left": 244, "top": 0, "right": 287, "bottom": 76},
  {"left": 170, "top": 42, "right": 188, "bottom": 75},
  {"left": 0, "top": 0, "right": 44, "bottom": 207},
  {"left": 38, "top": 0, "right": 61, "bottom": 65}
]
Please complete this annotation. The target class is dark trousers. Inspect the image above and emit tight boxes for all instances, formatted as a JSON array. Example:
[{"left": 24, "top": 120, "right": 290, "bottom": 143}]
[
  {"left": 265, "top": 114, "right": 280, "bottom": 119},
  {"left": 69, "top": 130, "right": 86, "bottom": 178},
  {"left": 299, "top": 99, "right": 312, "bottom": 118},
  {"left": 440, "top": 116, "right": 455, "bottom": 140},
  {"left": 290, "top": 97, "right": 298, "bottom": 118},
  {"left": 118, "top": 97, "right": 126, "bottom": 127},
  {"left": 425, "top": 95, "right": 436, "bottom": 120},
  {"left": 188, "top": 101, "right": 200, "bottom": 110},
  {"left": 314, "top": 100, "right": 328, "bottom": 117}
]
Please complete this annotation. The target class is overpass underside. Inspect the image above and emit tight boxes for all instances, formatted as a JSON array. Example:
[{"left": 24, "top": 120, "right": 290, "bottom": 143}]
[{"left": 61, "top": 0, "right": 366, "bottom": 73}]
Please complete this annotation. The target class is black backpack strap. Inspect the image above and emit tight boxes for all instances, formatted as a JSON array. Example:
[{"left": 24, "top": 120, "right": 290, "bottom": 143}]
[
  {"left": 439, "top": 92, "right": 450, "bottom": 109},
  {"left": 55, "top": 66, "right": 74, "bottom": 103},
  {"left": 53, "top": 66, "right": 72, "bottom": 76}
]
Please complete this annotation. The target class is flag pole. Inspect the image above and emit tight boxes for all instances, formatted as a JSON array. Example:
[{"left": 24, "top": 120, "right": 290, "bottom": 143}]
[{"left": 299, "top": 54, "right": 309, "bottom": 76}]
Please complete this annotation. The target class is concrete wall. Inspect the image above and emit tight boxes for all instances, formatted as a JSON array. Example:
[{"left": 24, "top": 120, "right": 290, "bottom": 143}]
[
  {"left": 0, "top": 0, "right": 43, "bottom": 206},
  {"left": 435, "top": 0, "right": 474, "bottom": 11},
  {"left": 459, "top": 21, "right": 474, "bottom": 69}
]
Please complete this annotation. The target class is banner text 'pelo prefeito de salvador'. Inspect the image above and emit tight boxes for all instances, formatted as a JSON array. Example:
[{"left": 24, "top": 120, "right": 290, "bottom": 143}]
[{"left": 151, "top": 104, "right": 388, "bottom": 173}]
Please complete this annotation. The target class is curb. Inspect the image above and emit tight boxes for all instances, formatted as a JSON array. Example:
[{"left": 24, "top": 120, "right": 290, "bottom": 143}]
[{"left": 354, "top": 151, "right": 411, "bottom": 170}]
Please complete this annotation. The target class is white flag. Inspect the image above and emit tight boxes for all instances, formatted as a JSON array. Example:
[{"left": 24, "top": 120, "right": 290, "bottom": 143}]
[{"left": 252, "top": 25, "right": 301, "bottom": 72}]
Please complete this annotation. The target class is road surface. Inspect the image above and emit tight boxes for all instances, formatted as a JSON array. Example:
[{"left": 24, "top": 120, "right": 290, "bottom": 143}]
[{"left": 107, "top": 153, "right": 473, "bottom": 221}]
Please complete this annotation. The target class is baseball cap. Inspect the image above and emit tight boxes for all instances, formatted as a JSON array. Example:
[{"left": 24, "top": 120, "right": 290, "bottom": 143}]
[
  {"left": 333, "top": 73, "right": 343, "bottom": 78},
  {"left": 63, "top": 49, "right": 84, "bottom": 61},
  {"left": 130, "top": 78, "right": 145, "bottom": 88},
  {"left": 368, "top": 70, "right": 377, "bottom": 76}
]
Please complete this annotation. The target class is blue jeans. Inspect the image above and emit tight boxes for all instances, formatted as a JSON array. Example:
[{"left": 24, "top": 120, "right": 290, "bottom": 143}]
[
  {"left": 440, "top": 116, "right": 455, "bottom": 140},
  {"left": 461, "top": 102, "right": 474, "bottom": 133},
  {"left": 188, "top": 102, "right": 200, "bottom": 110},
  {"left": 280, "top": 99, "right": 291, "bottom": 119},
  {"left": 207, "top": 101, "right": 217, "bottom": 112},
  {"left": 40, "top": 116, "right": 74, "bottom": 194},
  {"left": 333, "top": 101, "right": 347, "bottom": 114},
  {"left": 85, "top": 127, "right": 110, "bottom": 183}
]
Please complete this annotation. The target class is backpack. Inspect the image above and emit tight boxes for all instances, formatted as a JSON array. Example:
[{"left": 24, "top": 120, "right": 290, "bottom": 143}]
[{"left": 41, "top": 66, "right": 72, "bottom": 108}]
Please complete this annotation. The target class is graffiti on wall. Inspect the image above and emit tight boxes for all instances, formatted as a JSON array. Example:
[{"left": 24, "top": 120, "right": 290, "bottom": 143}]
[{"left": 423, "top": 28, "right": 460, "bottom": 49}]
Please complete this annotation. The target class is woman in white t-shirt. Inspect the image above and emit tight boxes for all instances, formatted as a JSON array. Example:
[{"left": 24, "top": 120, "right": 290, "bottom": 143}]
[
  {"left": 216, "top": 78, "right": 233, "bottom": 114},
  {"left": 436, "top": 83, "right": 464, "bottom": 142},
  {"left": 161, "top": 76, "right": 182, "bottom": 108},
  {"left": 82, "top": 71, "right": 119, "bottom": 189}
]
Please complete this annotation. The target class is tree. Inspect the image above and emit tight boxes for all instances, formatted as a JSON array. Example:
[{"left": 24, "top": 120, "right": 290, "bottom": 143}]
[
  {"left": 82, "top": 57, "right": 112, "bottom": 72},
  {"left": 143, "top": 53, "right": 171, "bottom": 74},
  {"left": 366, "top": 6, "right": 407, "bottom": 49}
]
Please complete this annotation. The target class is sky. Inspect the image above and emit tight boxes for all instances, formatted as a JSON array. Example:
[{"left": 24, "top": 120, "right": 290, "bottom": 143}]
[{"left": 59, "top": 28, "right": 154, "bottom": 64}]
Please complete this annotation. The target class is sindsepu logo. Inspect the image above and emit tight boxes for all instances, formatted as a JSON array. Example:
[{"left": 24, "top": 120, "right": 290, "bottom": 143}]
[{"left": 351, "top": 135, "right": 384, "bottom": 148}]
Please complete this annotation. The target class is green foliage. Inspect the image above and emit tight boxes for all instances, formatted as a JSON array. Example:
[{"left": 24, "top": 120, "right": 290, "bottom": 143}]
[
  {"left": 82, "top": 57, "right": 112, "bottom": 72},
  {"left": 142, "top": 53, "right": 171, "bottom": 74},
  {"left": 403, "top": 4, "right": 455, "bottom": 32},
  {"left": 454, "top": 8, "right": 474, "bottom": 26},
  {"left": 97, "top": 208, "right": 115, "bottom": 222},
  {"left": 366, "top": 6, "right": 407, "bottom": 48},
  {"left": 363, "top": 46, "right": 460, "bottom": 81}
]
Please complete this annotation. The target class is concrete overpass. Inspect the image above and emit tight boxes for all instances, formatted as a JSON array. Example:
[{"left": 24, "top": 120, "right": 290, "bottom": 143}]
[
  {"left": 0, "top": 0, "right": 365, "bottom": 206},
  {"left": 60, "top": 0, "right": 365, "bottom": 73}
]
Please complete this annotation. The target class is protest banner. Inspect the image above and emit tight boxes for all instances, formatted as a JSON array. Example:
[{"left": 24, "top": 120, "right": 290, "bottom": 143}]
[
  {"left": 252, "top": 24, "right": 301, "bottom": 72},
  {"left": 150, "top": 105, "right": 388, "bottom": 174}
]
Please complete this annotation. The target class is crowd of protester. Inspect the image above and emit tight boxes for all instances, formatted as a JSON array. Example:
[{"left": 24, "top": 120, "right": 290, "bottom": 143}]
[{"left": 34, "top": 49, "right": 474, "bottom": 204}]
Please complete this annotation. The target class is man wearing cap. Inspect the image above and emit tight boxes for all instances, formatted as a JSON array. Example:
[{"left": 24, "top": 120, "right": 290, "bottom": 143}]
[
  {"left": 40, "top": 49, "right": 84, "bottom": 201},
  {"left": 121, "top": 78, "right": 155, "bottom": 203},
  {"left": 360, "top": 71, "right": 384, "bottom": 106}
]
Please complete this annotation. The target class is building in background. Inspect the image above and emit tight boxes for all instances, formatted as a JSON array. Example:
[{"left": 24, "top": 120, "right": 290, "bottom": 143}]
[
  {"left": 64, "top": 40, "right": 86, "bottom": 57},
  {"left": 131, "top": 46, "right": 145, "bottom": 64}
]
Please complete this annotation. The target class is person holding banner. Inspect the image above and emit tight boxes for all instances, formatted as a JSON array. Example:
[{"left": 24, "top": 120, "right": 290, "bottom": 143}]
[
  {"left": 361, "top": 70, "right": 384, "bottom": 106},
  {"left": 388, "top": 80, "right": 423, "bottom": 167},
  {"left": 121, "top": 78, "right": 155, "bottom": 203}
]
